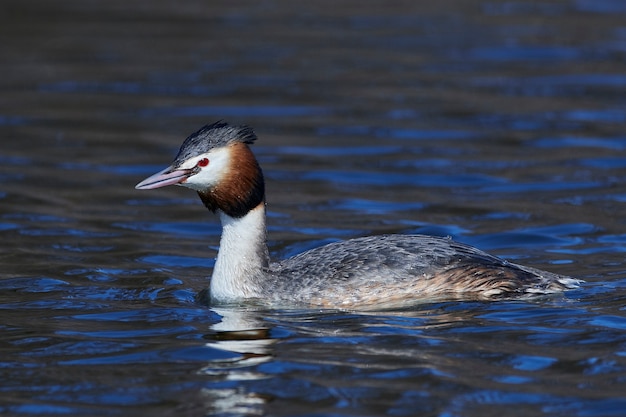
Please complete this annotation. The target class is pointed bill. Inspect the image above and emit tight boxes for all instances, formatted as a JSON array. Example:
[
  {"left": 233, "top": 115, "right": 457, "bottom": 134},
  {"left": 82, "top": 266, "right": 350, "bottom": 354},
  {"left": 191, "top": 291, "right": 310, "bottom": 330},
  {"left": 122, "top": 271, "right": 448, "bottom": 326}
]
[{"left": 135, "top": 166, "right": 193, "bottom": 190}]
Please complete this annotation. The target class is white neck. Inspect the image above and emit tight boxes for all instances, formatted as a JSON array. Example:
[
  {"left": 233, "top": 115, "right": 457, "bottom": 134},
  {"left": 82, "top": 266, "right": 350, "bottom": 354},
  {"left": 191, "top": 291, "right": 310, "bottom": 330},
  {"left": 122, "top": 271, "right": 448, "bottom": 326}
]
[{"left": 210, "top": 203, "right": 269, "bottom": 303}]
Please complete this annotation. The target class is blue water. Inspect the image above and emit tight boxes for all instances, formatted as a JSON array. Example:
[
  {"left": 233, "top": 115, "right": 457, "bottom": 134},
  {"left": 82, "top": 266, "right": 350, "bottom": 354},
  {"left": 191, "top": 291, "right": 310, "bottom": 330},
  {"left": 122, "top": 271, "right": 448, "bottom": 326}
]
[{"left": 2, "top": 0, "right": 626, "bottom": 416}]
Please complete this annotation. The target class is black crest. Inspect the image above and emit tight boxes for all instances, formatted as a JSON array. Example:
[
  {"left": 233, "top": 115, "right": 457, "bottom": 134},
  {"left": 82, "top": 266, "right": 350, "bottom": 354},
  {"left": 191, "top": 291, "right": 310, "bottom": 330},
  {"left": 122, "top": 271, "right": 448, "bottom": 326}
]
[{"left": 172, "top": 121, "right": 257, "bottom": 167}]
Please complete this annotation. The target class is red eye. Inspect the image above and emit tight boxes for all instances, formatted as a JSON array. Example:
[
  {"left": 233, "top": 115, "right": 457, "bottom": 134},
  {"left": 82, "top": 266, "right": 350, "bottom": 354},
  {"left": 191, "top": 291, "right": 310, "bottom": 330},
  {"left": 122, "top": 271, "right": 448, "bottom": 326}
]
[{"left": 197, "top": 158, "right": 209, "bottom": 167}]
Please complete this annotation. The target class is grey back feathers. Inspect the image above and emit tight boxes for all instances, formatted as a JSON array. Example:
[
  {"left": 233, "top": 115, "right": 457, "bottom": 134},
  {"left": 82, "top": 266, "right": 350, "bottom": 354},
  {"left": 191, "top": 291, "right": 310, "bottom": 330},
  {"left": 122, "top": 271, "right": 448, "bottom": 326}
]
[{"left": 173, "top": 121, "right": 257, "bottom": 167}]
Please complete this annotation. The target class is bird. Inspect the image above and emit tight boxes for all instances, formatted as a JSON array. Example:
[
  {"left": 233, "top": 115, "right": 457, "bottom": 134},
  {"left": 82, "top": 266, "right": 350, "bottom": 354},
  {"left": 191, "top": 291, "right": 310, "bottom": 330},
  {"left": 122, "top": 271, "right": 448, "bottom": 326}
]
[{"left": 135, "top": 121, "right": 580, "bottom": 309}]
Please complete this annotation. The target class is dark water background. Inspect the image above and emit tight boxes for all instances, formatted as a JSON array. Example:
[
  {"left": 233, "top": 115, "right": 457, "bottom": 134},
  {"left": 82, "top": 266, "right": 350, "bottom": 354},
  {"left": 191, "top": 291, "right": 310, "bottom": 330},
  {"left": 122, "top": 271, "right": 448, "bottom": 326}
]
[{"left": 2, "top": 0, "right": 626, "bottom": 415}]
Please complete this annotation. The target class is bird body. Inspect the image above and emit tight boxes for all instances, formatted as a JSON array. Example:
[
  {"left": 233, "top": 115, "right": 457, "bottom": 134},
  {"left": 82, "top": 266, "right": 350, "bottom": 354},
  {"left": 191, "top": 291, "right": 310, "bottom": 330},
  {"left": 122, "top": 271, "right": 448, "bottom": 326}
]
[{"left": 136, "top": 121, "right": 579, "bottom": 309}]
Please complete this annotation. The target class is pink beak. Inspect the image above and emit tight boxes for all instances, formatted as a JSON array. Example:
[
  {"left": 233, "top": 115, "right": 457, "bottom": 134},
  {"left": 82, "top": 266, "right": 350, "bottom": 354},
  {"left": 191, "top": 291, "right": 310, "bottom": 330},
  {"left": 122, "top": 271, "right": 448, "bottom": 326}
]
[{"left": 135, "top": 166, "right": 194, "bottom": 190}]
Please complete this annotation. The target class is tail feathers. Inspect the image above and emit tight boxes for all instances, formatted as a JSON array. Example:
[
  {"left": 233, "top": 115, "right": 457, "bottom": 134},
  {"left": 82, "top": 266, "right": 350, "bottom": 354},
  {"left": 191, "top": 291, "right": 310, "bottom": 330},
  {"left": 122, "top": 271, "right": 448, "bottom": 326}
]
[{"left": 514, "top": 264, "right": 582, "bottom": 295}]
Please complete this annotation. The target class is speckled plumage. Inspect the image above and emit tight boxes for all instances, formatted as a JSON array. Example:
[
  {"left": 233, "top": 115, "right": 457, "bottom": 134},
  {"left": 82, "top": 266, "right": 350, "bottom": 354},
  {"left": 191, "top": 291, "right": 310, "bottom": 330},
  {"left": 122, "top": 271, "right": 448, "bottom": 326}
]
[
  {"left": 137, "top": 122, "right": 581, "bottom": 309},
  {"left": 260, "top": 234, "right": 578, "bottom": 309}
]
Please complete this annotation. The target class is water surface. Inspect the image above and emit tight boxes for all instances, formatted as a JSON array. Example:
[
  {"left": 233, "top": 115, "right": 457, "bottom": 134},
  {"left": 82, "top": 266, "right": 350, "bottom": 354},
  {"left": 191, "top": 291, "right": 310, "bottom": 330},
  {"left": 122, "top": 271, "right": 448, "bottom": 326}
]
[{"left": 2, "top": 0, "right": 626, "bottom": 416}]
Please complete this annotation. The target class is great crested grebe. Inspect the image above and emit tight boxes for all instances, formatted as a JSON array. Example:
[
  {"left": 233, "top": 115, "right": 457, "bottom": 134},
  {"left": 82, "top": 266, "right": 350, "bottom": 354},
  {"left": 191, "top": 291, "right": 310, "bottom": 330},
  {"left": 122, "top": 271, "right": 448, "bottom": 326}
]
[{"left": 136, "top": 121, "right": 579, "bottom": 309}]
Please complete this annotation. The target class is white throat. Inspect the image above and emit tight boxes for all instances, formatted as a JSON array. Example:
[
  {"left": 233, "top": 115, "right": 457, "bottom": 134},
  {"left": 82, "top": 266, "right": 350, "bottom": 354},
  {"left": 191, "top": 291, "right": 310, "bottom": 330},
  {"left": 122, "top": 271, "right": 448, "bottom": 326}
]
[{"left": 210, "top": 203, "right": 269, "bottom": 303}]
